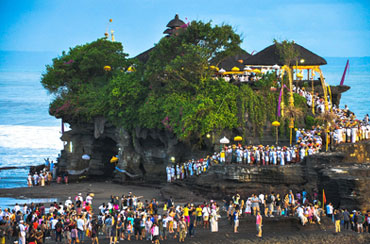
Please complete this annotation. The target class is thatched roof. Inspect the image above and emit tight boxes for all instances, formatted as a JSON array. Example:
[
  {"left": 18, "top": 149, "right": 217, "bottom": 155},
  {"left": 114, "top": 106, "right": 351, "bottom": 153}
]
[
  {"left": 244, "top": 43, "right": 327, "bottom": 66},
  {"left": 212, "top": 49, "right": 251, "bottom": 70},
  {"left": 135, "top": 47, "right": 155, "bottom": 63},
  {"left": 166, "top": 14, "right": 185, "bottom": 28}
]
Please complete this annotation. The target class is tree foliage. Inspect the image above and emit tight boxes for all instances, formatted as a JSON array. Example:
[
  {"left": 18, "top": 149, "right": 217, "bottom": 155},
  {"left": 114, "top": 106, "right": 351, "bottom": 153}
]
[
  {"left": 41, "top": 38, "right": 129, "bottom": 121},
  {"left": 274, "top": 39, "right": 299, "bottom": 66},
  {"left": 42, "top": 21, "right": 309, "bottom": 143}
]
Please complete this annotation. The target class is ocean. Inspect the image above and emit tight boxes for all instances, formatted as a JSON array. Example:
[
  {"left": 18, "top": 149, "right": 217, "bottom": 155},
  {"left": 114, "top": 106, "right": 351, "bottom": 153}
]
[{"left": 0, "top": 51, "right": 369, "bottom": 191}]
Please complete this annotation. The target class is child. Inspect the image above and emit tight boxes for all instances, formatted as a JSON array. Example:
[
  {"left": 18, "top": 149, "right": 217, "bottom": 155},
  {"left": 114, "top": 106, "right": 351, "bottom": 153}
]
[{"left": 126, "top": 221, "right": 132, "bottom": 241}]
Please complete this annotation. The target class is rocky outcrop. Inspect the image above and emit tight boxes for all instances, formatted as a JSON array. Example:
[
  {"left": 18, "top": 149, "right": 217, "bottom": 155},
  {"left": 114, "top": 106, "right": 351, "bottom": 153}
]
[{"left": 180, "top": 140, "right": 370, "bottom": 211}]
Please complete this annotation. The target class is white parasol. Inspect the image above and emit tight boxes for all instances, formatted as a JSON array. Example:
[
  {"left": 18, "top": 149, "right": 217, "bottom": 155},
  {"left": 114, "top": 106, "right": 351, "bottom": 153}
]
[
  {"left": 220, "top": 136, "right": 230, "bottom": 144},
  {"left": 82, "top": 154, "right": 90, "bottom": 160}
]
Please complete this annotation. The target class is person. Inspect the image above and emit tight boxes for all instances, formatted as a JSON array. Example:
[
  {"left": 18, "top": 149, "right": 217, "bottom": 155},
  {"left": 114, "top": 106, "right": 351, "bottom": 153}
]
[
  {"left": 256, "top": 211, "right": 262, "bottom": 238},
  {"left": 233, "top": 209, "right": 239, "bottom": 233},
  {"left": 343, "top": 209, "right": 350, "bottom": 230},
  {"left": 151, "top": 223, "right": 160, "bottom": 244},
  {"left": 77, "top": 215, "right": 85, "bottom": 243},
  {"left": 55, "top": 219, "right": 63, "bottom": 243},
  {"left": 334, "top": 209, "right": 341, "bottom": 233},
  {"left": 178, "top": 217, "right": 187, "bottom": 243},
  {"left": 91, "top": 218, "right": 99, "bottom": 244},
  {"left": 27, "top": 174, "right": 33, "bottom": 187},
  {"left": 202, "top": 204, "right": 210, "bottom": 229},
  {"left": 71, "top": 225, "right": 79, "bottom": 244},
  {"left": 251, "top": 194, "right": 260, "bottom": 216},
  {"left": 210, "top": 209, "right": 218, "bottom": 232},
  {"left": 18, "top": 220, "right": 26, "bottom": 244},
  {"left": 35, "top": 227, "right": 44, "bottom": 244},
  {"left": 357, "top": 211, "right": 364, "bottom": 233}
]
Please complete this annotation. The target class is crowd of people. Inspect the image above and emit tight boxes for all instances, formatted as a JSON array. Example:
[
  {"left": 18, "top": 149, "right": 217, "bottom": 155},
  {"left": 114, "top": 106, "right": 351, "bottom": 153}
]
[
  {"left": 1, "top": 189, "right": 369, "bottom": 244},
  {"left": 0, "top": 191, "right": 223, "bottom": 244}
]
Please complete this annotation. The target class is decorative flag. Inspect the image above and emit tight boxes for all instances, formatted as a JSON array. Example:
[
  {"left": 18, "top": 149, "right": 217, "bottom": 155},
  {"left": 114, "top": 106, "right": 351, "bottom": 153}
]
[
  {"left": 277, "top": 86, "right": 283, "bottom": 117},
  {"left": 340, "top": 60, "right": 349, "bottom": 86},
  {"left": 322, "top": 189, "right": 326, "bottom": 209}
]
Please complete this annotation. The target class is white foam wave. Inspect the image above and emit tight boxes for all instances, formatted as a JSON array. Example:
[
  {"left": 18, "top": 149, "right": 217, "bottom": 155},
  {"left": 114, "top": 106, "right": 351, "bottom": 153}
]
[{"left": 0, "top": 125, "right": 63, "bottom": 149}]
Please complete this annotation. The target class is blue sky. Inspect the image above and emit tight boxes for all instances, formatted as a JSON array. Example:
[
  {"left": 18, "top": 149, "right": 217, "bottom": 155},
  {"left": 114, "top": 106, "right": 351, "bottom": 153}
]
[{"left": 0, "top": 0, "right": 369, "bottom": 57}]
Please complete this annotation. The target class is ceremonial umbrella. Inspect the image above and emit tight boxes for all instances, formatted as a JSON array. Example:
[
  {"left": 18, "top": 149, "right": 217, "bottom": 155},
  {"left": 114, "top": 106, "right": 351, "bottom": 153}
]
[
  {"left": 231, "top": 66, "right": 240, "bottom": 72},
  {"left": 220, "top": 137, "right": 230, "bottom": 144},
  {"left": 272, "top": 121, "right": 281, "bottom": 145},
  {"left": 234, "top": 136, "right": 243, "bottom": 141},
  {"left": 82, "top": 154, "right": 90, "bottom": 160},
  {"left": 110, "top": 156, "right": 119, "bottom": 163}
]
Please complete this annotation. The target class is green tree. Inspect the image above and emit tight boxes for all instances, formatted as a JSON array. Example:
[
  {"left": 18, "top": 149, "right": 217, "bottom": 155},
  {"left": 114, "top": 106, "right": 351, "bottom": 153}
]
[{"left": 41, "top": 38, "right": 129, "bottom": 121}]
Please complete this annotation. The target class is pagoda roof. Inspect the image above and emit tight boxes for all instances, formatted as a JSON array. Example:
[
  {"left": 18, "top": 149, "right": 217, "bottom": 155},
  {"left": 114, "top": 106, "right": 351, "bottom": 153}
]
[{"left": 166, "top": 14, "right": 185, "bottom": 28}]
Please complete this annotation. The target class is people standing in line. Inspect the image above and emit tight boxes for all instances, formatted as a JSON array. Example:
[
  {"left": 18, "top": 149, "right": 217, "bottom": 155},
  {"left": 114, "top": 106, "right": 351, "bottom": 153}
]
[
  {"left": 343, "top": 209, "right": 350, "bottom": 230},
  {"left": 334, "top": 209, "right": 342, "bottom": 233}
]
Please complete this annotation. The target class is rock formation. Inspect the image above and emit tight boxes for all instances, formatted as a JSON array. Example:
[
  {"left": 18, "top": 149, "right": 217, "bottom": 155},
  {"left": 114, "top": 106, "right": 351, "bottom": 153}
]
[{"left": 178, "top": 140, "right": 370, "bottom": 211}]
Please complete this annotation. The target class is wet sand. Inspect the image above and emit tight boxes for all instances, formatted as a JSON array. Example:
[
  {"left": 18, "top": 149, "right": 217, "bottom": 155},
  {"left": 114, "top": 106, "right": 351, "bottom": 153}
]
[{"left": 1, "top": 181, "right": 369, "bottom": 243}]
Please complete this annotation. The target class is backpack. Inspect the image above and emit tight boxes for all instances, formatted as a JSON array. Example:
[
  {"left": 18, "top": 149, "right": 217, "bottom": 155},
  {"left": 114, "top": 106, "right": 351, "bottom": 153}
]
[{"left": 266, "top": 195, "right": 273, "bottom": 204}]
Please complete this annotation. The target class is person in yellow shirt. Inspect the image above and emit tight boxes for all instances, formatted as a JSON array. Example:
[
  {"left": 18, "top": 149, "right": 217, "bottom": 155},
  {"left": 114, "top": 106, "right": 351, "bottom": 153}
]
[
  {"left": 183, "top": 204, "right": 190, "bottom": 227},
  {"left": 196, "top": 205, "right": 203, "bottom": 225}
]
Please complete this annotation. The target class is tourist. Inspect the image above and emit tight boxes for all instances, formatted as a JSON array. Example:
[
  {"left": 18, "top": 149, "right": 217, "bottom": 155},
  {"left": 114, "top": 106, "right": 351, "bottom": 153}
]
[
  {"left": 251, "top": 194, "right": 260, "bottom": 216},
  {"left": 18, "top": 220, "right": 26, "bottom": 244},
  {"left": 343, "top": 209, "right": 350, "bottom": 230},
  {"left": 233, "top": 208, "right": 239, "bottom": 233},
  {"left": 357, "top": 211, "right": 364, "bottom": 233},
  {"left": 334, "top": 209, "right": 341, "bottom": 233},
  {"left": 210, "top": 209, "right": 219, "bottom": 232},
  {"left": 256, "top": 211, "right": 262, "bottom": 238}
]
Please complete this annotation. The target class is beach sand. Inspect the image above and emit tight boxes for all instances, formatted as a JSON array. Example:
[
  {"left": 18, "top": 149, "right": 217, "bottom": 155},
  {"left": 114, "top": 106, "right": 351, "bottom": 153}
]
[{"left": 0, "top": 181, "right": 369, "bottom": 243}]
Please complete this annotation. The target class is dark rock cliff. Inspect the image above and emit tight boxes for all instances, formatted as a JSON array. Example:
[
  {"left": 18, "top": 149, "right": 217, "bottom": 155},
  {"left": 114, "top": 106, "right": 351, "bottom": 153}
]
[{"left": 178, "top": 141, "right": 370, "bottom": 211}]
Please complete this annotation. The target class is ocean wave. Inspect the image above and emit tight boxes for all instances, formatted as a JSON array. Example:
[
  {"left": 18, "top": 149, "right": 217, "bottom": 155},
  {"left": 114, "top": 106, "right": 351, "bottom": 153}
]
[{"left": 0, "top": 125, "right": 64, "bottom": 149}]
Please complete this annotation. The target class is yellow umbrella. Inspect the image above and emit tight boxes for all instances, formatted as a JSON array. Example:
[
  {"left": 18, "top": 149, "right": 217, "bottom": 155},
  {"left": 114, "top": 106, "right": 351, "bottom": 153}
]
[
  {"left": 252, "top": 69, "right": 261, "bottom": 73},
  {"left": 110, "top": 156, "right": 118, "bottom": 163},
  {"left": 272, "top": 121, "right": 280, "bottom": 145},
  {"left": 104, "top": 66, "right": 111, "bottom": 71},
  {"left": 272, "top": 121, "right": 280, "bottom": 127},
  {"left": 234, "top": 136, "right": 243, "bottom": 141},
  {"left": 296, "top": 72, "right": 304, "bottom": 79},
  {"left": 127, "top": 66, "right": 135, "bottom": 72},
  {"left": 231, "top": 66, "right": 240, "bottom": 72}
]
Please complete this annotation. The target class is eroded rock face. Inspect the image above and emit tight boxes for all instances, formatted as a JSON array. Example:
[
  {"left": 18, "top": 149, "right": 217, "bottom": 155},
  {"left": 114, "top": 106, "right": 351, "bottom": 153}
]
[{"left": 182, "top": 141, "right": 370, "bottom": 211}]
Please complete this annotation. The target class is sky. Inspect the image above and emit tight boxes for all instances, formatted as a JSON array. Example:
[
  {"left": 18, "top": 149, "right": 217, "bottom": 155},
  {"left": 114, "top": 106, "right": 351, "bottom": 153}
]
[{"left": 0, "top": 0, "right": 369, "bottom": 58}]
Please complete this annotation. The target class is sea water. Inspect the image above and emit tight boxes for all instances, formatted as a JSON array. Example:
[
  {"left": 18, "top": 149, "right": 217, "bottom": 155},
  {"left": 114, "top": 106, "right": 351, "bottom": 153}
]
[
  {"left": 0, "top": 51, "right": 63, "bottom": 189},
  {"left": 0, "top": 52, "right": 369, "bottom": 190}
]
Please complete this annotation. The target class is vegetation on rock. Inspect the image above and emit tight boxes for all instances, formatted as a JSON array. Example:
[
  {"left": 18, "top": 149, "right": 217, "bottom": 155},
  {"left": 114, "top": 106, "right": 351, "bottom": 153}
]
[{"left": 42, "top": 21, "right": 309, "bottom": 143}]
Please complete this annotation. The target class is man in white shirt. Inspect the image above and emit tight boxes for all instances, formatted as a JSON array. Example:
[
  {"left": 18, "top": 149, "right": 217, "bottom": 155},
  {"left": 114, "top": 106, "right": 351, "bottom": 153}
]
[
  {"left": 65, "top": 197, "right": 73, "bottom": 207},
  {"left": 18, "top": 220, "right": 26, "bottom": 244},
  {"left": 14, "top": 203, "right": 20, "bottom": 213},
  {"left": 77, "top": 215, "right": 85, "bottom": 242},
  {"left": 86, "top": 194, "right": 93, "bottom": 205}
]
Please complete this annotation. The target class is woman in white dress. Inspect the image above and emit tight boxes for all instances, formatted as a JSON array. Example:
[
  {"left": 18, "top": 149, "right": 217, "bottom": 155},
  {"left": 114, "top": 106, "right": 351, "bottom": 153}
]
[
  {"left": 210, "top": 209, "right": 219, "bottom": 232},
  {"left": 245, "top": 198, "right": 252, "bottom": 215}
]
